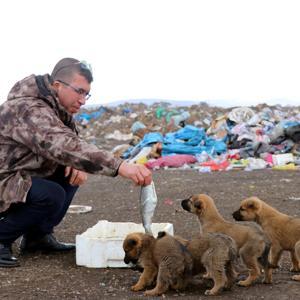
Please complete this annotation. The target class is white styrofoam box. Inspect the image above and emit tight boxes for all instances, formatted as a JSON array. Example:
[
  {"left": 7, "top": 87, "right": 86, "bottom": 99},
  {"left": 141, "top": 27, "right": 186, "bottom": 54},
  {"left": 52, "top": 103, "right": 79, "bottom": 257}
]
[{"left": 76, "top": 220, "right": 174, "bottom": 268}]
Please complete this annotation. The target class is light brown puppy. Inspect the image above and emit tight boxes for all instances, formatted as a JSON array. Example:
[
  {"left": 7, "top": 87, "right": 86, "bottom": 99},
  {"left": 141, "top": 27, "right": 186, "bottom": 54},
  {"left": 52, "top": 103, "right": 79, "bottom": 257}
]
[
  {"left": 181, "top": 232, "right": 241, "bottom": 295},
  {"left": 233, "top": 196, "right": 300, "bottom": 282},
  {"left": 123, "top": 232, "right": 193, "bottom": 296},
  {"left": 181, "top": 194, "right": 272, "bottom": 286}
]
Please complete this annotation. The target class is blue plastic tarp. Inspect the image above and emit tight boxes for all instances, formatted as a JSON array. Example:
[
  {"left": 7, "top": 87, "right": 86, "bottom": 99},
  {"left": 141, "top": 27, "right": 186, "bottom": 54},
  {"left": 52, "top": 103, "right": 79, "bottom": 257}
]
[{"left": 123, "top": 125, "right": 227, "bottom": 159}]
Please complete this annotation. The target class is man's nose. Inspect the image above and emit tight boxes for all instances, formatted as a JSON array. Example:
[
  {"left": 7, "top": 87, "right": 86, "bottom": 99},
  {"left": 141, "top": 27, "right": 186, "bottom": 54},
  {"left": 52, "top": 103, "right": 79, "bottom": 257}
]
[{"left": 78, "top": 96, "right": 86, "bottom": 105}]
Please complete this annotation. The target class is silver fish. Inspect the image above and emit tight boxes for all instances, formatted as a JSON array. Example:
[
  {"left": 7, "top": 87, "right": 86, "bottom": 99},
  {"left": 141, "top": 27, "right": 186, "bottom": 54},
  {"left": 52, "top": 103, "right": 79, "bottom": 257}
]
[{"left": 140, "top": 181, "right": 158, "bottom": 235}]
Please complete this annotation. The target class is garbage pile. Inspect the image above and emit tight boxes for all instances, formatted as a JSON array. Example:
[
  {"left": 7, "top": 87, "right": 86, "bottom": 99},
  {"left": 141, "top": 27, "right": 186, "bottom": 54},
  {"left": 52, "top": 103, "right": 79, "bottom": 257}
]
[{"left": 76, "top": 102, "right": 300, "bottom": 172}]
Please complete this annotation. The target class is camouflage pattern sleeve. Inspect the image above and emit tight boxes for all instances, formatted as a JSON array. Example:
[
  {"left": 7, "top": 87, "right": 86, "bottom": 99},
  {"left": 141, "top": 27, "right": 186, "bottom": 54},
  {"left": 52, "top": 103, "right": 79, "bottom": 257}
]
[{"left": 13, "top": 103, "right": 123, "bottom": 176}]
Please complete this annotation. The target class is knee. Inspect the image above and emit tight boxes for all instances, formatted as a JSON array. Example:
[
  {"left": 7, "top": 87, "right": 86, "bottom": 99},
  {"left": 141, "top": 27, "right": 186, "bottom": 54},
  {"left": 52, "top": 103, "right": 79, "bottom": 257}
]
[{"left": 43, "top": 186, "right": 66, "bottom": 212}]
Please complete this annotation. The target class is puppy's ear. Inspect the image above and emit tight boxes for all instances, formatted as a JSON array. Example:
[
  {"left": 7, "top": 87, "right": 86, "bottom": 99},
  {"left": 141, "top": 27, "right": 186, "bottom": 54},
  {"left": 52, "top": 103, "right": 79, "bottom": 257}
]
[
  {"left": 246, "top": 201, "right": 255, "bottom": 209},
  {"left": 194, "top": 200, "right": 202, "bottom": 209},
  {"left": 246, "top": 199, "right": 259, "bottom": 211}
]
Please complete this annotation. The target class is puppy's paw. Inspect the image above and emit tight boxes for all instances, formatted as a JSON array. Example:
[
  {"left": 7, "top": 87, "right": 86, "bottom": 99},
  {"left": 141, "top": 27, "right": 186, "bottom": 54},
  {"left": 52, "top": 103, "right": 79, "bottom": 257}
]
[
  {"left": 144, "top": 289, "right": 161, "bottom": 296},
  {"left": 131, "top": 284, "right": 144, "bottom": 292},
  {"left": 262, "top": 278, "right": 272, "bottom": 284},
  {"left": 292, "top": 274, "right": 300, "bottom": 281},
  {"left": 237, "top": 279, "right": 252, "bottom": 287},
  {"left": 262, "top": 272, "right": 273, "bottom": 284},
  {"left": 205, "top": 289, "right": 218, "bottom": 296}
]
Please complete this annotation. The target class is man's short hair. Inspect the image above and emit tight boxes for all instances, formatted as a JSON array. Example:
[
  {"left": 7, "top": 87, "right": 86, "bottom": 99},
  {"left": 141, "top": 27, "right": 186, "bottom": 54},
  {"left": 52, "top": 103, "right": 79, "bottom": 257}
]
[{"left": 51, "top": 57, "right": 93, "bottom": 83}]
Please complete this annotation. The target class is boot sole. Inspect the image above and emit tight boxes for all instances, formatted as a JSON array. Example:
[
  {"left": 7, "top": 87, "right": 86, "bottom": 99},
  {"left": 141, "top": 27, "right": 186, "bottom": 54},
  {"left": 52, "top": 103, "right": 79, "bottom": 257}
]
[{"left": 0, "top": 260, "right": 20, "bottom": 267}]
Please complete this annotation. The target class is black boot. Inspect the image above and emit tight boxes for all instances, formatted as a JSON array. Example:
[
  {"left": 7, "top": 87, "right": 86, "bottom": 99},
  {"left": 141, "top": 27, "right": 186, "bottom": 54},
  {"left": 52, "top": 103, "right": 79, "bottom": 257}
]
[
  {"left": 19, "top": 234, "right": 75, "bottom": 254},
  {"left": 0, "top": 243, "right": 20, "bottom": 267}
]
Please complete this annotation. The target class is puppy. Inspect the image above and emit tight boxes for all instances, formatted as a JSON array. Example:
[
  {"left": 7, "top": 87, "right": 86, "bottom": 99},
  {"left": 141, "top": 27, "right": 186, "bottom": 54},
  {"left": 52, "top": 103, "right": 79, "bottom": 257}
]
[
  {"left": 178, "top": 232, "right": 241, "bottom": 295},
  {"left": 233, "top": 196, "right": 300, "bottom": 281},
  {"left": 181, "top": 194, "right": 272, "bottom": 286},
  {"left": 123, "top": 232, "right": 193, "bottom": 296}
]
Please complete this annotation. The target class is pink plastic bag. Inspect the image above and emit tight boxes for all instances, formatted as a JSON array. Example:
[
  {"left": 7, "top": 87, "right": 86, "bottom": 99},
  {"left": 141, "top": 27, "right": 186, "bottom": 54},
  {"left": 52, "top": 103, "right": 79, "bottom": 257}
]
[{"left": 145, "top": 154, "right": 197, "bottom": 169}]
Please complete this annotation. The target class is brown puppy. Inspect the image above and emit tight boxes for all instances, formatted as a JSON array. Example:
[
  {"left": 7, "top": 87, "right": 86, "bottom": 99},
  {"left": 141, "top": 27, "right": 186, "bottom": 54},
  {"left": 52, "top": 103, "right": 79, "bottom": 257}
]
[
  {"left": 233, "top": 196, "right": 300, "bottom": 281},
  {"left": 181, "top": 194, "right": 272, "bottom": 286},
  {"left": 123, "top": 232, "right": 193, "bottom": 296},
  {"left": 179, "top": 232, "right": 240, "bottom": 295}
]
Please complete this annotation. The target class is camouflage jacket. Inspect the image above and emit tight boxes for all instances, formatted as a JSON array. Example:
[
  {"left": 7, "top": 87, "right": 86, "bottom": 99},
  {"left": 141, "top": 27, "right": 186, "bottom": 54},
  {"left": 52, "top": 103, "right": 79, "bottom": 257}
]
[{"left": 0, "top": 74, "right": 123, "bottom": 212}]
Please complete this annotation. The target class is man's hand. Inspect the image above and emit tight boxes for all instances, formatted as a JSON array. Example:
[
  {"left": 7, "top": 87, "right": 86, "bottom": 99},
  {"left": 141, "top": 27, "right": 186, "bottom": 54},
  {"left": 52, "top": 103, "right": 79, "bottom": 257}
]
[
  {"left": 65, "top": 166, "right": 88, "bottom": 186},
  {"left": 118, "top": 161, "right": 152, "bottom": 186}
]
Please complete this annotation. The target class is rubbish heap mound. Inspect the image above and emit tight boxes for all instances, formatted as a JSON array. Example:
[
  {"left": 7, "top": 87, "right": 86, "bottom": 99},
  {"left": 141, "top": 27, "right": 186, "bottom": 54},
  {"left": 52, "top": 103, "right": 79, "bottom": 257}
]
[{"left": 76, "top": 101, "right": 300, "bottom": 172}]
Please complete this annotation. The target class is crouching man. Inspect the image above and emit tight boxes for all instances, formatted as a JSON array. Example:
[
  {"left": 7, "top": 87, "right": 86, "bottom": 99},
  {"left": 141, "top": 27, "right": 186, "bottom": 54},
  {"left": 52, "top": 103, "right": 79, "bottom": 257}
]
[{"left": 0, "top": 57, "right": 152, "bottom": 267}]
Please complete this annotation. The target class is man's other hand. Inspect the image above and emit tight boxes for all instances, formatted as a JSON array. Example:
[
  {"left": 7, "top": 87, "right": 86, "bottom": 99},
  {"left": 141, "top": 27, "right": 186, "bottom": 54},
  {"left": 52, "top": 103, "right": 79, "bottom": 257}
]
[{"left": 65, "top": 166, "right": 88, "bottom": 186}]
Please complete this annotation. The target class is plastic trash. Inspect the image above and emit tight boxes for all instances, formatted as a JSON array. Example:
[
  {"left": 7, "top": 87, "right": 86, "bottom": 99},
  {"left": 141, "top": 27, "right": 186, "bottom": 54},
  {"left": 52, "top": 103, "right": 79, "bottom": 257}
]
[
  {"left": 272, "top": 163, "right": 297, "bottom": 170},
  {"left": 67, "top": 205, "right": 92, "bottom": 214},
  {"left": 145, "top": 154, "right": 197, "bottom": 169},
  {"left": 245, "top": 158, "right": 267, "bottom": 170},
  {"left": 199, "top": 160, "right": 230, "bottom": 171},
  {"left": 105, "top": 130, "right": 133, "bottom": 141},
  {"left": 131, "top": 121, "right": 146, "bottom": 134},
  {"left": 228, "top": 107, "right": 256, "bottom": 124},
  {"left": 128, "top": 146, "right": 152, "bottom": 164},
  {"left": 198, "top": 166, "right": 211, "bottom": 173},
  {"left": 170, "top": 111, "right": 190, "bottom": 126},
  {"left": 195, "top": 151, "right": 210, "bottom": 163},
  {"left": 272, "top": 153, "right": 294, "bottom": 166}
]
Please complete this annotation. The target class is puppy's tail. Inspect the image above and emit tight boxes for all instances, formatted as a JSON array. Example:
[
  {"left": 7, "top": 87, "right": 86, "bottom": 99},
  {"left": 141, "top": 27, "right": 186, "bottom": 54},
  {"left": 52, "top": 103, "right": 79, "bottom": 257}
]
[{"left": 258, "top": 242, "right": 271, "bottom": 268}]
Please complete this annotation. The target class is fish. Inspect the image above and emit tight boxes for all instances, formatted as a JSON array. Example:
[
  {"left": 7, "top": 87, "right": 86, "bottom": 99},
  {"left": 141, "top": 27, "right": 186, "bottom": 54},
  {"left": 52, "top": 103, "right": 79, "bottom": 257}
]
[{"left": 140, "top": 181, "right": 158, "bottom": 235}]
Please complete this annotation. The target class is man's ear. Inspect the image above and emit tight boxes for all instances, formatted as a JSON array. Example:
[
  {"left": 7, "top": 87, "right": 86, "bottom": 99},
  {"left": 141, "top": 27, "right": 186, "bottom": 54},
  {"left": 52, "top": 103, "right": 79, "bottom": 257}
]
[{"left": 52, "top": 80, "right": 61, "bottom": 92}]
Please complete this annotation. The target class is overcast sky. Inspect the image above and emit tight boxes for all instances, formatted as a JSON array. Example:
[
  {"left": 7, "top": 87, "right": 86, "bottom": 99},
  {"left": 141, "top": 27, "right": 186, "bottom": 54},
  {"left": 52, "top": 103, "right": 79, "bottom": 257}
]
[{"left": 1, "top": 0, "right": 300, "bottom": 107}]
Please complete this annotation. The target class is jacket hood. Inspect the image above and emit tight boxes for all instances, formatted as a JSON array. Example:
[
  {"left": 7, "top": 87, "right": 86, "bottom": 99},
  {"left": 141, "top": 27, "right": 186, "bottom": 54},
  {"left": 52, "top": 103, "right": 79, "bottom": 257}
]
[
  {"left": 7, "top": 74, "right": 77, "bottom": 131},
  {"left": 8, "top": 74, "right": 55, "bottom": 103}
]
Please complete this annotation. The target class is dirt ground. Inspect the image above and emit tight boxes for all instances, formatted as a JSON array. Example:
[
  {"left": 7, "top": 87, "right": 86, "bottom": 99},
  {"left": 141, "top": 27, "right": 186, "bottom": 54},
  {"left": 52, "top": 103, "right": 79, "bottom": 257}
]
[{"left": 1, "top": 169, "right": 300, "bottom": 299}]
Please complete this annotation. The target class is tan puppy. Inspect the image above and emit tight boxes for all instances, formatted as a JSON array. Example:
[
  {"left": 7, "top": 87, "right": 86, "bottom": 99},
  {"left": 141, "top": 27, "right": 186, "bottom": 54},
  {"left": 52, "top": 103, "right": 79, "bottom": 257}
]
[
  {"left": 180, "top": 232, "right": 241, "bottom": 295},
  {"left": 233, "top": 196, "right": 300, "bottom": 281},
  {"left": 181, "top": 194, "right": 272, "bottom": 286},
  {"left": 123, "top": 232, "right": 193, "bottom": 296}
]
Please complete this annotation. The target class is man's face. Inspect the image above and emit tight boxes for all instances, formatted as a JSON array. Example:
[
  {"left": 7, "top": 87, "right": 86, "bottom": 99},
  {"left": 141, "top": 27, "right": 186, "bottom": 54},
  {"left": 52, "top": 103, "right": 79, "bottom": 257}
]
[{"left": 55, "top": 73, "right": 91, "bottom": 114}]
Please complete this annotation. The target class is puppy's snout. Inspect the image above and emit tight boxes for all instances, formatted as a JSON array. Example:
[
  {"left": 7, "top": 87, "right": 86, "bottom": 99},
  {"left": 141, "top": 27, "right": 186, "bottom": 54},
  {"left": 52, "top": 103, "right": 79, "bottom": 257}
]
[
  {"left": 124, "top": 254, "right": 138, "bottom": 265},
  {"left": 124, "top": 255, "right": 131, "bottom": 264},
  {"left": 232, "top": 209, "right": 242, "bottom": 221},
  {"left": 181, "top": 199, "right": 191, "bottom": 212}
]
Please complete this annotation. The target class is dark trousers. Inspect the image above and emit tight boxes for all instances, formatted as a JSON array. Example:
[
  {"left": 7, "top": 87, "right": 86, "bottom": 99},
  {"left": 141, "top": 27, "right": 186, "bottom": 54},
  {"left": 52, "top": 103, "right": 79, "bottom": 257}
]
[{"left": 0, "top": 167, "right": 78, "bottom": 244}]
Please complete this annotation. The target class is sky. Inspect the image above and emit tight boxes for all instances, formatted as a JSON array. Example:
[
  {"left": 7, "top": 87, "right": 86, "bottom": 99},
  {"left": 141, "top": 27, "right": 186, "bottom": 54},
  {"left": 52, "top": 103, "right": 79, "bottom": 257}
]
[{"left": 1, "top": 0, "right": 300, "bottom": 108}]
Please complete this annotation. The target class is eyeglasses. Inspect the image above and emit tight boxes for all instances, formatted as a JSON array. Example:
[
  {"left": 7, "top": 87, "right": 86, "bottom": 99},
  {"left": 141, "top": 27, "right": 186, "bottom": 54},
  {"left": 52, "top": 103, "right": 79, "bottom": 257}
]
[{"left": 57, "top": 80, "right": 91, "bottom": 100}]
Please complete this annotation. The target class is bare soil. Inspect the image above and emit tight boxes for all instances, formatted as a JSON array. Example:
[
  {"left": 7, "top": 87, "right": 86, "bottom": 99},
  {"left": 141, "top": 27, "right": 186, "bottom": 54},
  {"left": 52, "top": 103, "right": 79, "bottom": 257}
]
[{"left": 1, "top": 169, "right": 300, "bottom": 300}]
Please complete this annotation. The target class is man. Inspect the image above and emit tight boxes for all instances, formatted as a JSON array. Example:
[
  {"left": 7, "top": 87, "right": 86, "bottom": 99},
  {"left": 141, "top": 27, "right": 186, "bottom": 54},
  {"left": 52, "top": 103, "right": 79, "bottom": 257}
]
[{"left": 0, "top": 58, "right": 152, "bottom": 267}]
